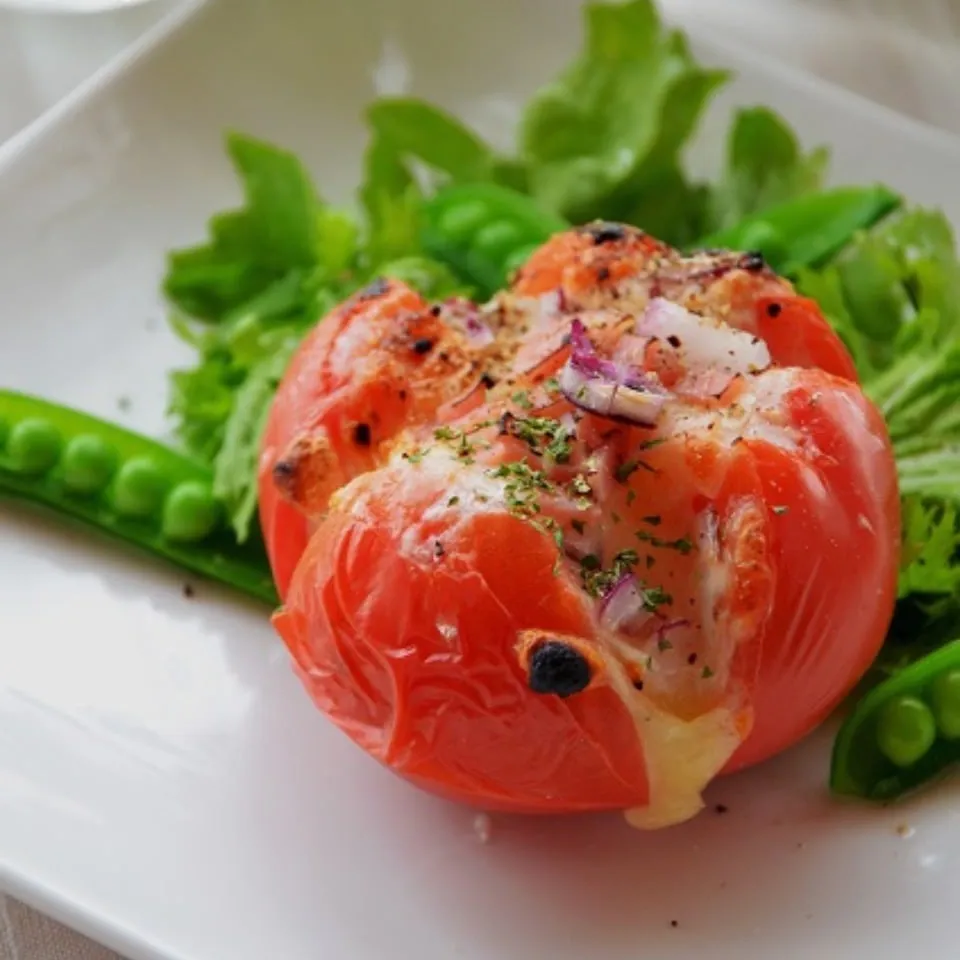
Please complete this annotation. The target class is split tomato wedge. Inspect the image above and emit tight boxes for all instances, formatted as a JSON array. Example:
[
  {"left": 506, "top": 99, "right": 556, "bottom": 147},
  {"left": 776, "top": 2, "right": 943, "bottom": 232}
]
[{"left": 259, "top": 224, "right": 899, "bottom": 827}]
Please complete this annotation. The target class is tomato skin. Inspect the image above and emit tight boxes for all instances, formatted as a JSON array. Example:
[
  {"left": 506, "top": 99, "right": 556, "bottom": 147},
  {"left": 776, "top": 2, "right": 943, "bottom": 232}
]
[
  {"left": 754, "top": 295, "right": 859, "bottom": 384},
  {"left": 722, "top": 372, "right": 900, "bottom": 771},
  {"left": 259, "top": 278, "right": 477, "bottom": 598},
  {"left": 273, "top": 477, "right": 651, "bottom": 813}
]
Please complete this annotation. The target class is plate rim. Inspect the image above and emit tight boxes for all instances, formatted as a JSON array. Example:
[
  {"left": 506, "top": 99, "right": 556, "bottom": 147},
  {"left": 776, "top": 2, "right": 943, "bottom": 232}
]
[
  {"left": 1, "top": 3, "right": 960, "bottom": 958},
  {"left": 5, "top": 0, "right": 960, "bottom": 187},
  {"left": 0, "top": 0, "right": 207, "bottom": 174}
]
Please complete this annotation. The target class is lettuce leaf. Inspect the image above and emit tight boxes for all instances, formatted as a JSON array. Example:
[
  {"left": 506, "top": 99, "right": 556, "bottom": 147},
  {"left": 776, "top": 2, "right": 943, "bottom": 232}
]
[
  {"left": 799, "top": 209, "right": 960, "bottom": 639},
  {"left": 164, "top": 132, "right": 467, "bottom": 541},
  {"left": 365, "top": 99, "right": 495, "bottom": 185},
  {"left": 518, "top": 0, "right": 727, "bottom": 240},
  {"left": 705, "top": 107, "right": 828, "bottom": 233}
]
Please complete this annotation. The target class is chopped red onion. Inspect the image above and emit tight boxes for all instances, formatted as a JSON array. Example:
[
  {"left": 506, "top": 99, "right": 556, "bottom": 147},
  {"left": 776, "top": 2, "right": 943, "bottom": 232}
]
[
  {"left": 600, "top": 574, "right": 691, "bottom": 640},
  {"left": 637, "top": 298, "right": 771, "bottom": 379},
  {"left": 654, "top": 617, "right": 692, "bottom": 639},
  {"left": 568, "top": 318, "right": 619, "bottom": 380},
  {"left": 599, "top": 574, "right": 655, "bottom": 636},
  {"left": 559, "top": 364, "right": 666, "bottom": 424},
  {"left": 443, "top": 297, "right": 495, "bottom": 347},
  {"left": 560, "top": 319, "right": 668, "bottom": 425}
]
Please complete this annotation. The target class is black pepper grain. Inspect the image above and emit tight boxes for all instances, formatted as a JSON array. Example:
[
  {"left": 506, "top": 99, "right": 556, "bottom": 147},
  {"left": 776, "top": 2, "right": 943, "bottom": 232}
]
[
  {"left": 353, "top": 423, "right": 372, "bottom": 446},
  {"left": 766, "top": 301, "right": 782, "bottom": 318},
  {"left": 413, "top": 338, "right": 434, "bottom": 355}
]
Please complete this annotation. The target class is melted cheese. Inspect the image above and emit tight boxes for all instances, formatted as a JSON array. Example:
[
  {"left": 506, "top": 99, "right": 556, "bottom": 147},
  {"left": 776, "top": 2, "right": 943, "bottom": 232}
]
[{"left": 596, "top": 641, "right": 747, "bottom": 830}]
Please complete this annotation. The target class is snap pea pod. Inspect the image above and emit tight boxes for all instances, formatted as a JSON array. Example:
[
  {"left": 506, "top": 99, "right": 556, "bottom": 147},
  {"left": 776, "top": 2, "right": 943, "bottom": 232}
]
[
  {"left": 831, "top": 639, "right": 960, "bottom": 802},
  {"left": 422, "top": 181, "right": 902, "bottom": 298},
  {"left": 421, "top": 182, "right": 569, "bottom": 298},
  {"left": 697, "top": 184, "right": 902, "bottom": 275},
  {"left": 0, "top": 390, "right": 278, "bottom": 605}
]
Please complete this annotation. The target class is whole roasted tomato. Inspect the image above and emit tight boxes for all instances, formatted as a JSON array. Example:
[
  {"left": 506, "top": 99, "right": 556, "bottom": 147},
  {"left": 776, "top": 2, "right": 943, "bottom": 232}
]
[{"left": 258, "top": 224, "right": 899, "bottom": 828}]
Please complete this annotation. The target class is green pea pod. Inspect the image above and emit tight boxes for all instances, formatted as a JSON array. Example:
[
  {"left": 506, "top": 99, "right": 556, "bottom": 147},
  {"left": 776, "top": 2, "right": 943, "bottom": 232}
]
[
  {"left": 831, "top": 638, "right": 960, "bottom": 802},
  {"left": 697, "top": 185, "right": 902, "bottom": 275},
  {"left": 421, "top": 182, "right": 569, "bottom": 298},
  {"left": 0, "top": 390, "right": 277, "bottom": 605}
]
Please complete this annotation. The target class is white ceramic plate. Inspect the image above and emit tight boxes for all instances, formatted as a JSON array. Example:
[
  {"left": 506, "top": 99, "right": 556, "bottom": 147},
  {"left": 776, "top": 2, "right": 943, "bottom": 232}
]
[{"left": 4, "top": 2, "right": 960, "bottom": 958}]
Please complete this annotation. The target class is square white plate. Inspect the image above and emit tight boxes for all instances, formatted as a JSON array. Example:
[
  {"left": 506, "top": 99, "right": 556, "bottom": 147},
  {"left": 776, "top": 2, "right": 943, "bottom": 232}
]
[{"left": 3, "top": 2, "right": 960, "bottom": 958}]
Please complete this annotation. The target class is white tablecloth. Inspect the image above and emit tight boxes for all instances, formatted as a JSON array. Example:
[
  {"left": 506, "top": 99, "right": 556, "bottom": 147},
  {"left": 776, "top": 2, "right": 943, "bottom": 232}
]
[{"left": 0, "top": 1, "right": 958, "bottom": 957}]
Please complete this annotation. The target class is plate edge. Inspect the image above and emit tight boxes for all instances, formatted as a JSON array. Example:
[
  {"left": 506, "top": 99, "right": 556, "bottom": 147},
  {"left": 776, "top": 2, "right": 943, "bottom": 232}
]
[
  {"left": 0, "top": 856, "right": 192, "bottom": 960},
  {"left": 668, "top": 11, "right": 960, "bottom": 159},
  {"left": 0, "top": 0, "right": 208, "bottom": 175}
]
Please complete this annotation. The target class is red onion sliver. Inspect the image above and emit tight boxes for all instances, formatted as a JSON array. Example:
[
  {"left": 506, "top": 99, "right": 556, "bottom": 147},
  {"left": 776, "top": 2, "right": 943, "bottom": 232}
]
[
  {"left": 443, "top": 297, "right": 495, "bottom": 347},
  {"left": 599, "top": 574, "right": 655, "bottom": 636},
  {"left": 569, "top": 318, "right": 619, "bottom": 380},
  {"left": 637, "top": 298, "right": 771, "bottom": 379},
  {"left": 561, "top": 319, "right": 668, "bottom": 424},
  {"left": 601, "top": 575, "right": 692, "bottom": 640},
  {"left": 559, "top": 362, "right": 666, "bottom": 425}
]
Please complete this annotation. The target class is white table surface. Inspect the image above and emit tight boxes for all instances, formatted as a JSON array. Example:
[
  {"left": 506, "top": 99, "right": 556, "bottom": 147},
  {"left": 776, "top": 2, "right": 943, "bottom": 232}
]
[{"left": 0, "top": 1, "right": 958, "bottom": 957}]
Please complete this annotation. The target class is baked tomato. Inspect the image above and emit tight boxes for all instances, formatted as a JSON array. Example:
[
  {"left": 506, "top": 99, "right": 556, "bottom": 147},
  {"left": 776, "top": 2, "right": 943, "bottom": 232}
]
[{"left": 259, "top": 224, "right": 899, "bottom": 828}]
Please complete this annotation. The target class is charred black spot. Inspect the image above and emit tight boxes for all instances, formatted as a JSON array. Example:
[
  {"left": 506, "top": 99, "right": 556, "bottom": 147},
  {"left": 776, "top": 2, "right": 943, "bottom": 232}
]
[
  {"left": 272, "top": 459, "right": 296, "bottom": 487},
  {"left": 413, "top": 338, "right": 434, "bottom": 355},
  {"left": 632, "top": 678, "right": 645, "bottom": 692},
  {"left": 434, "top": 540, "right": 445, "bottom": 558},
  {"left": 480, "top": 372, "right": 498, "bottom": 389},
  {"left": 353, "top": 423, "right": 372, "bottom": 446},
  {"left": 740, "top": 251, "right": 766, "bottom": 272},
  {"left": 429, "top": 304, "right": 442, "bottom": 317},
  {"left": 581, "top": 221, "right": 628, "bottom": 244},
  {"left": 666, "top": 335, "right": 681, "bottom": 348},
  {"left": 766, "top": 302, "right": 783, "bottom": 318},
  {"left": 358, "top": 276, "right": 390, "bottom": 300},
  {"left": 528, "top": 641, "right": 592, "bottom": 698}
]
